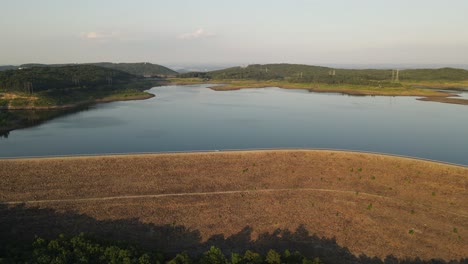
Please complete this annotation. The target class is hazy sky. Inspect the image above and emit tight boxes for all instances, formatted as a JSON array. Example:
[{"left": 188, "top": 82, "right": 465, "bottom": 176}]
[{"left": 1, "top": 0, "right": 468, "bottom": 66}]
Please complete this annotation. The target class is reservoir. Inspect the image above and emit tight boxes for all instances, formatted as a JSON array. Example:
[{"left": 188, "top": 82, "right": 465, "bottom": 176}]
[{"left": 0, "top": 84, "right": 467, "bottom": 165}]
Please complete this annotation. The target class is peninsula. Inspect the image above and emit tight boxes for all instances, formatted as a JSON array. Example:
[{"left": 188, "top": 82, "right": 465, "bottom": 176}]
[
  {"left": 173, "top": 63, "right": 468, "bottom": 105},
  {"left": 0, "top": 64, "right": 171, "bottom": 133}
]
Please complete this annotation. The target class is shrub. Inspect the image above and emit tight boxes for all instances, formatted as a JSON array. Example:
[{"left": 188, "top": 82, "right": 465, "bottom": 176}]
[
  {"left": 199, "top": 246, "right": 227, "bottom": 264},
  {"left": 243, "top": 250, "right": 263, "bottom": 264},
  {"left": 265, "top": 250, "right": 281, "bottom": 264}
]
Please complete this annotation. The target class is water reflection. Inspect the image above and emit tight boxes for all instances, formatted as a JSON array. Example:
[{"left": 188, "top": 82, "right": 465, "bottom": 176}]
[
  {"left": 0, "top": 131, "right": 9, "bottom": 139},
  {"left": 0, "top": 106, "right": 92, "bottom": 135}
]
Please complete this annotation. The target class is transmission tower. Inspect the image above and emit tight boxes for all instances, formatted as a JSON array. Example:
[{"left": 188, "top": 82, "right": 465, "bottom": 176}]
[{"left": 23, "top": 81, "right": 33, "bottom": 95}]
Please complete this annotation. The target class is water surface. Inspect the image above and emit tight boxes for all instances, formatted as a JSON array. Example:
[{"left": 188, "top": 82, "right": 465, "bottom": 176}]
[{"left": 1, "top": 84, "right": 467, "bottom": 165}]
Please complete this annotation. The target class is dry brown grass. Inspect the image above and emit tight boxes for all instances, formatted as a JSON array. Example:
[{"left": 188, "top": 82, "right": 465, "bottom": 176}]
[{"left": 1, "top": 150, "right": 467, "bottom": 260}]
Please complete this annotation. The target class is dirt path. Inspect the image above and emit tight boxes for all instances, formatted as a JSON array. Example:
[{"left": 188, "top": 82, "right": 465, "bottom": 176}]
[{"left": 3, "top": 187, "right": 467, "bottom": 218}]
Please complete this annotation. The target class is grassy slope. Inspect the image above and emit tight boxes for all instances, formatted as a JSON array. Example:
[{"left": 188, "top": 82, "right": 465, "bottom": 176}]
[
  {"left": 170, "top": 78, "right": 449, "bottom": 97},
  {"left": 1, "top": 150, "right": 467, "bottom": 261}
]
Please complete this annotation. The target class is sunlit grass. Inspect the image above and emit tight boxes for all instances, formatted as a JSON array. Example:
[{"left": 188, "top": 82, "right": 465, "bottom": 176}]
[{"left": 169, "top": 78, "right": 449, "bottom": 97}]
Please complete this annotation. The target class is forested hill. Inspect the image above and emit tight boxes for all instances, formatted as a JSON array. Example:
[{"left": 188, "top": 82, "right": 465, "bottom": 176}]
[
  {"left": 0, "top": 65, "right": 136, "bottom": 93},
  {"left": 180, "top": 63, "right": 468, "bottom": 84},
  {"left": 90, "top": 62, "right": 178, "bottom": 76},
  {"left": 19, "top": 62, "right": 178, "bottom": 77},
  {"left": 0, "top": 66, "right": 17, "bottom": 72}
]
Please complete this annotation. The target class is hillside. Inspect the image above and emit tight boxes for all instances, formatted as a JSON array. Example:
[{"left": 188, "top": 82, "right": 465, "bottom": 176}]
[
  {"left": 1, "top": 150, "right": 467, "bottom": 263},
  {"left": 0, "top": 65, "right": 17, "bottom": 72},
  {"left": 174, "top": 63, "right": 468, "bottom": 103},
  {"left": 0, "top": 65, "right": 160, "bottom": 111},
  {"left": 20, "top": 62, "right": 178, "bottom": 77},
  {"left": 90, "top": 62, "right": 178, "bottom": 77},
  {"left": 179, "top": 63, "right": 468, "bottom": 85},
  {"left": 0, "top": 65, "right": 136, "bottom": 93}
]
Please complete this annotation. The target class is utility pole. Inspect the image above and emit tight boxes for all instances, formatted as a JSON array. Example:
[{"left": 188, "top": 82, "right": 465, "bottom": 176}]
[
  {"left": 72, "top": 75, "right": 80, "bottom": 86},
  {"left": 391, "top": 69, "right": 400, "bottom": 83},
  {"left": 23, "top": 81, "right": 33, "bottom": 95},
  {"left": 107, "top": 75, "right": 113, "bottom": 85}
]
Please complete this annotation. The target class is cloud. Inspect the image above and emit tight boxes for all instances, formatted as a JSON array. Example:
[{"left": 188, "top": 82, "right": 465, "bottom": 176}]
[
  {"left": 177, "top": 28, "right": 215, "bottom": 40},
  {"left": 80, "top": 31, "right": 119, "bottom": 40}
]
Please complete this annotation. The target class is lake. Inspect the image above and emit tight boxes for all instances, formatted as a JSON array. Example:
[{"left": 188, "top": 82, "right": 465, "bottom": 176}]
[{"left": 1, "top": 84, "right": 467, "bottom": 165}]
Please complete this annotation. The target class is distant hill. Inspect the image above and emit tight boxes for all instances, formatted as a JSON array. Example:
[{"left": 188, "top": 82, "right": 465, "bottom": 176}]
[
  {"left": 0, "top": 66, "right": 17, "bottom": 72},
  {"left": 180, "top": 63, "right": 468, "bottom": 84},
  {"left": 400, "top": 68, "right": 468, "bottom": 81},
  {"left": 89, "top": 62, "right": 178, "bottom": 77},
  {"left": 19, "top": 62, "right": 178, "bottom": 77},
  {"left": 19, "top": 63, "right": 61, "bottom": 68},
  {"left": 0, "top": 65, "right": 136, "bottom": 93}
]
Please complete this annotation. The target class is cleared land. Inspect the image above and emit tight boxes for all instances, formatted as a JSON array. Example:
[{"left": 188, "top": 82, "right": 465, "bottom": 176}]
[{"left": 1, "top": 150, "right": 467, "bottom": 262}]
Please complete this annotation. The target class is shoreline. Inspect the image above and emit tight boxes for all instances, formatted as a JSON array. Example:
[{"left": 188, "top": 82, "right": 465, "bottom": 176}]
[
  {"left": 2, "top": 148, "right": 467, "bottom": 168},
  {"left": 208, "top": 84, "right": 468, "bottom": 105},
  {"left": 170, "top": 79, "right": 468, "bottom": 105},
  {"left": 169, "top": 79, "right": 448, "bottom": 96},
  {"left": 0, "top": 93, "right": 155, "bottom": 135},
  {"left": 208, "top": 84, "right": 447, "bottom": 97},
  {"left": 0, "top": 92, "right": 155, "bottom": 110}
]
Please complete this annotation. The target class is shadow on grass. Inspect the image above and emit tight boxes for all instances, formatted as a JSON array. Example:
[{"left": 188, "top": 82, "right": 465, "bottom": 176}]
[{"left": 0, "top": 204, "right": 466, "bottom": 264}]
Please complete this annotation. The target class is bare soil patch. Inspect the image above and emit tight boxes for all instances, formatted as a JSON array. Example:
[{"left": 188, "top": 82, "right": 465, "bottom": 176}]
[{"left": 0, "top": 150, "right": 467, "bottom": 261}]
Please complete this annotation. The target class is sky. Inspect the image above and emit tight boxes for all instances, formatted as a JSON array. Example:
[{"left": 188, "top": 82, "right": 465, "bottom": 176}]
[{"left": 1, "top": 0, "right": 468, "bottom": 66}]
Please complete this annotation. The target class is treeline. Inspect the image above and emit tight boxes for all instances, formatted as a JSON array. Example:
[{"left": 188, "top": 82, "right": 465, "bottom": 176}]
[
  {"left": 178, "top": 64, "right": 468, "bottom": 85},
  {"left": 90, "top": 63, "right": 178, "bottom": 77},
  {"left": 0, "top": 66, "right": 16, "bottom": 72},
  {"left": 399, "top": 68, "right": 468, "bottom": 80},
  {"left": 17, "top": 62, "right": 178, "bottom": 77},
  {"left": 0, "top": 233, "right": 323, "bottom": 264},
  {"left": 0, "top": 65, "right": 136, "bottom": 94}
]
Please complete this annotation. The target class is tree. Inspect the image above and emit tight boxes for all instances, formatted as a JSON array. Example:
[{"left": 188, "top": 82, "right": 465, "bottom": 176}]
[{"left": 199, "top": 246, "right": 227, "bottom": 264}]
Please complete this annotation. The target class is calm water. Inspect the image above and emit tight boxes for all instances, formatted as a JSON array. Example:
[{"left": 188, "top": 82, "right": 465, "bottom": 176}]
[{"left": 1, "top": 84, "right": 467, "bottom": 165}]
